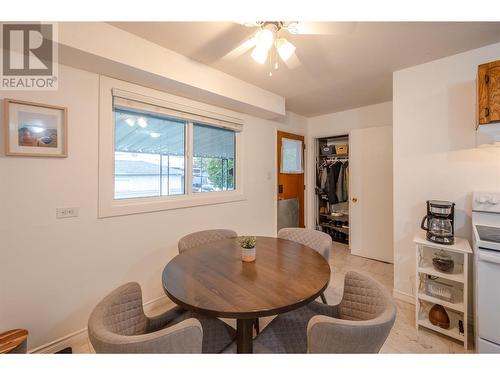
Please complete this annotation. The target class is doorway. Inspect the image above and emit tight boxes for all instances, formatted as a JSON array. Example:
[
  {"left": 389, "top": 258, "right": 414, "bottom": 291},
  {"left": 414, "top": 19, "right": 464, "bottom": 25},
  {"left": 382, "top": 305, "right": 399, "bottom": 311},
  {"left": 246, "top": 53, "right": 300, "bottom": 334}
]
[
  {"left": 277, "top": 130, "right": 305, "bottom": 230},
  {"left": 313, "top": 126, "right": 393, "bottom": 263}
]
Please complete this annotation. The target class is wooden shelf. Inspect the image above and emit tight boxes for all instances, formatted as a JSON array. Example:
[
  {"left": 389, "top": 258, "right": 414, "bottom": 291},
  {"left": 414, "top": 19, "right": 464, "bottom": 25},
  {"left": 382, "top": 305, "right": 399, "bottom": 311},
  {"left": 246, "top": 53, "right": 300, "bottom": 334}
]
[
  {"left": 417, "top": 265, "right": 464, "bottom": 283},
  {"left": 417, "top": 293, "right": 464, "bottom": 313},
  {"left": 417, "top": 306, "right": 465, "bottom": 342},
  {"left": 414, "top": 234, "right": 470, "bottom": 349},
  {"left": 413, "top": 234, "right": 472, "bottom": 254}
]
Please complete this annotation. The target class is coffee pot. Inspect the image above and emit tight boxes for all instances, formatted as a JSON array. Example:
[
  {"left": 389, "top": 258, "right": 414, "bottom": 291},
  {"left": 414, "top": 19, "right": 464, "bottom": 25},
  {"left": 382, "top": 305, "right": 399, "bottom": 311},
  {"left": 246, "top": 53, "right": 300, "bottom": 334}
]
[{"left": 421, "top": 200, "right": 455, "bottom": 245}]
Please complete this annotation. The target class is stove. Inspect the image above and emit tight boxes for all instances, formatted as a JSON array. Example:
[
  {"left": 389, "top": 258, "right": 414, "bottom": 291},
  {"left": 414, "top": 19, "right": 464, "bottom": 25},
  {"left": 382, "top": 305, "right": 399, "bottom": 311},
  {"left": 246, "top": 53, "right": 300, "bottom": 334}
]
[
  {"left": 472, "top": 192, "right": 500, "bottom": 353},
  {"left": 474, "top": 225, "right": 500, "bottom": 251}
]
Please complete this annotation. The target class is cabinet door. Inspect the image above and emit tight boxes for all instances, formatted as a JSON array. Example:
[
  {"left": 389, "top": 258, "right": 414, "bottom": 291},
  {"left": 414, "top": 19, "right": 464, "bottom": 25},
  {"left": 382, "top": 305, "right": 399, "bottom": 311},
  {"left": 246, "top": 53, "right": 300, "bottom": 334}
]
[
  {"left": 477, "top": 64, "right": 490, "bottom": 125},
  {"left": 477, "top": 60, "right": 500, "bottom": 126},
  {"left": 487, "top": 66, "right": 500, "bottom": 123}
]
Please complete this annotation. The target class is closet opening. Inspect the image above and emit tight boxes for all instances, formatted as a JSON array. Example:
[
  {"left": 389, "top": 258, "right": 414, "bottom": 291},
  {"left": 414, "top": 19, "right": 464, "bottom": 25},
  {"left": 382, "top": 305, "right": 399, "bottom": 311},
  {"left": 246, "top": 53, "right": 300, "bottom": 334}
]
[{"left": 315, "top": 134, "right": 350, "bottom": 246}]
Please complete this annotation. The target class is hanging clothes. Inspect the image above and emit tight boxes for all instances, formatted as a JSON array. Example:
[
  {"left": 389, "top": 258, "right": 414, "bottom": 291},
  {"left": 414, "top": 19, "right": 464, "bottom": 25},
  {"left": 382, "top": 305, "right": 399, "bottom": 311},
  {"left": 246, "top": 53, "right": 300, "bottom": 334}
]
[
  {"left": 343, "top": 161, "right": 349, "bottom": 201},
  {"left": 327, "top": 161, "right": 342, "bottom": 204},
  {"left": 336, "top": 163, "right": 344, "bottom": 202}
]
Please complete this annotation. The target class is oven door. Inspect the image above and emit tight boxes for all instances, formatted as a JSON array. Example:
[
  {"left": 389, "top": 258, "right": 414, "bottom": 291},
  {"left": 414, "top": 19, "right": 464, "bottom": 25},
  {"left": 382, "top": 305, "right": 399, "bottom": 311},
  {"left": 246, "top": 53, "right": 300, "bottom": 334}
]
[{"left": 477, "top": 247, "right": 500, "bottom": 351}]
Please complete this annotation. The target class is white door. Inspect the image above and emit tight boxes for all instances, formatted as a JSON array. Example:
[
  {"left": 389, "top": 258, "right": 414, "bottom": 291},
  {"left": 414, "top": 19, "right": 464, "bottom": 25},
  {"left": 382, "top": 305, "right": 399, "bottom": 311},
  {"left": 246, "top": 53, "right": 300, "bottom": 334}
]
[{"left": 349, "top": 126, "right": 393, "bottom": 263}]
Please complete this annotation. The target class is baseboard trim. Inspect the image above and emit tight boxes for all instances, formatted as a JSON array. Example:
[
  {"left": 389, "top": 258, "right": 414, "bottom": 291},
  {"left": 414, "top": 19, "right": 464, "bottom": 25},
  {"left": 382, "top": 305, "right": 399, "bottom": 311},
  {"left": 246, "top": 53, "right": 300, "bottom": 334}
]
[
  {"left": 30, "top": 328, "right": 88, "bottom": 354},
  {"left": 393, "top": 289, "right": 415, "bottom": 304},
  {"left": 29, "top": 294, "right": 171, "bottom": 354}
]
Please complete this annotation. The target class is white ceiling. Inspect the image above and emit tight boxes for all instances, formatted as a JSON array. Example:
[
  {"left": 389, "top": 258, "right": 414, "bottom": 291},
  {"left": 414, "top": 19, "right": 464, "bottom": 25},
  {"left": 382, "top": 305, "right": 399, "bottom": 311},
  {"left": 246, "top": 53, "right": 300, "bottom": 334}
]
[{"left": 111, "top": 22, "right": 500, "bottom": 117}]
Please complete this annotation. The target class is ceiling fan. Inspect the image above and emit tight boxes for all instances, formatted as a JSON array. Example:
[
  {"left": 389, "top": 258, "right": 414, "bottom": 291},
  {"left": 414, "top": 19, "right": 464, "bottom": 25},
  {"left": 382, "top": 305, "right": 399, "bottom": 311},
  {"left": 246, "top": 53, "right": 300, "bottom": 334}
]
[{"left": 224, "top": 21, "right": 355, "bottom": 75}]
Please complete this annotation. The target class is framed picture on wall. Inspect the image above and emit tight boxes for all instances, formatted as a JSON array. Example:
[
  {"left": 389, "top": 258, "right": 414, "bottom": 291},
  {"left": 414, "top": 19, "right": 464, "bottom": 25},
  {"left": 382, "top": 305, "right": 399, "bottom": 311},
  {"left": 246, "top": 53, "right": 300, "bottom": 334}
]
[{"left": 3, "top": 98, "right": 68, "bottom": 157}]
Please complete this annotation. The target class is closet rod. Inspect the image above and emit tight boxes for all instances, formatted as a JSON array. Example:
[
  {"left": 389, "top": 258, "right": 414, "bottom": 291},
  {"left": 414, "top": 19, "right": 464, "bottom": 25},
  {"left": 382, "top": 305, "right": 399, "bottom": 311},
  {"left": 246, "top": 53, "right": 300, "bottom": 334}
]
[{"left": 319, "top": 134, "right": 348, "bottom": 140}]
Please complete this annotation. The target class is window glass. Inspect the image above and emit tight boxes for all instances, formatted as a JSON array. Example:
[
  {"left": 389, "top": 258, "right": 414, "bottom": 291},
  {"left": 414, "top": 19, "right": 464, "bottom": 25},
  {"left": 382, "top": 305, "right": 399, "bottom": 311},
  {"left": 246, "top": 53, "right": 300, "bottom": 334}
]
[
  {"left": 192, "top": 124, "right": 235, "bottom": 193},
  {"left": 114, "top": 109, "right": 185, "bottom": 199},
  {"left": 281, "top": 138, "right": 303, "bottom": 174}
]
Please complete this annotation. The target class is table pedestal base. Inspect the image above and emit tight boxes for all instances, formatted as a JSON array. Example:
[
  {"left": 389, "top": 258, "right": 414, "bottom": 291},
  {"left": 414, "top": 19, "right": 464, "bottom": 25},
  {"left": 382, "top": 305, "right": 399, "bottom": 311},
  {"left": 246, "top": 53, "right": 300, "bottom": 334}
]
[{"left": 236, "top": 319, "right": 254, "bottom": 353}]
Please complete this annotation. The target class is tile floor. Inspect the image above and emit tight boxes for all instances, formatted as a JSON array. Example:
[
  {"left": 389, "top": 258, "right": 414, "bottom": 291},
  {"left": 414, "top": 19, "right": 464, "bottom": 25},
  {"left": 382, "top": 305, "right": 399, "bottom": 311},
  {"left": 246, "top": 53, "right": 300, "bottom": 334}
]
[{"left": 73, "top": 242, "right": 472, "bottom": 353}]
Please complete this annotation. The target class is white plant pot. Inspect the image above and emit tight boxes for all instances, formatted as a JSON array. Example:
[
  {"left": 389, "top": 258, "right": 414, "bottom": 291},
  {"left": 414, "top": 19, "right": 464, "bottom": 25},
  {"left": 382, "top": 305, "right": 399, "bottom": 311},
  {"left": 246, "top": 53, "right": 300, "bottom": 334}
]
[{"left": 241, "top": 247, "right": 256, "bottom": 262}]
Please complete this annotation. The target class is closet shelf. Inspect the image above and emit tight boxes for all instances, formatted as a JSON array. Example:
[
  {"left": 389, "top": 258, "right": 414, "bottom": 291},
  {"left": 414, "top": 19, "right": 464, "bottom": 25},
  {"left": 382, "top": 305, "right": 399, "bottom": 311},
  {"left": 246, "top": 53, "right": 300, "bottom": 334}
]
[
  {"left": 320, "top": 213, "right": 349, "bottom": 218},
  {"left": 319, "top": 223, "right": 349, "bottom": 232}
]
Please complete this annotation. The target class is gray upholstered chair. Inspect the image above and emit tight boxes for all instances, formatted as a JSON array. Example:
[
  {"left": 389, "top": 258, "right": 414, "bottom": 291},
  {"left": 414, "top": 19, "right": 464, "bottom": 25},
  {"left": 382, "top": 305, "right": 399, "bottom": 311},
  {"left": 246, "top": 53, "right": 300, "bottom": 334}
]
[
  {"left": 178, "top": 229, "right": 238, "bottom": 253},
  {"left": 88, "top": 282, "right": 236, "bottom": 353},
  {"left": 248, "top": 271, "right": 396, "bottom": 354},
  {"left": 278, "top": 227, "right": 332, "bottom": 303}
]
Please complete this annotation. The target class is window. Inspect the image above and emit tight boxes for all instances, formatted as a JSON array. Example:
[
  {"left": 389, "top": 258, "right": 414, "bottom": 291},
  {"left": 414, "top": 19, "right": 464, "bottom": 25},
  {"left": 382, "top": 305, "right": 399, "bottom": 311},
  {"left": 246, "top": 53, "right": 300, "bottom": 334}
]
[
  {"left": 99, "top": 77, "right": 244, "bottom": 217},
  {"left": 281, "top": 138, "right": 303, "bottom": 173},
  {"left": 114, "top": 109, "right": 186, "bottom": 199},
  {"left": 192, "top": 124, "right": 235, "bottom": 193}
]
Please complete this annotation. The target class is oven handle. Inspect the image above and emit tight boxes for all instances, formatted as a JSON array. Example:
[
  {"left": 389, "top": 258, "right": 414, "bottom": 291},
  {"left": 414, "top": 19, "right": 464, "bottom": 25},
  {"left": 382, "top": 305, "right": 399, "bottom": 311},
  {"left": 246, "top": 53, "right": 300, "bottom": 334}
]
[{"left": 479, "top": 251, "right": 500, "bottom": 265}]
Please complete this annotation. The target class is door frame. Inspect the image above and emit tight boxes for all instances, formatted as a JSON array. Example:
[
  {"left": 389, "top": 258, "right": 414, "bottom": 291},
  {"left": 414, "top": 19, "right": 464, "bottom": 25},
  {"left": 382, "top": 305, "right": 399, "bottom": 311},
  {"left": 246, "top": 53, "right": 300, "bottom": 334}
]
[
  {"left": 308, "top": 130, "right": 352, "bottom": 237},
  {"left": 275, "top": 129, "right": 308, "bottom": 235}
]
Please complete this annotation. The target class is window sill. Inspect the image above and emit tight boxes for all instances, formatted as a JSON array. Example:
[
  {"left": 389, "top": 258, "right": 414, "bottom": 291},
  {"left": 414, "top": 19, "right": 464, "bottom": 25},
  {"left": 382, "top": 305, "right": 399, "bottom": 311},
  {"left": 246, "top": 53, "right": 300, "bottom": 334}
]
[{"left": 98, "top": 191, "right": 246, "bottom": 218}]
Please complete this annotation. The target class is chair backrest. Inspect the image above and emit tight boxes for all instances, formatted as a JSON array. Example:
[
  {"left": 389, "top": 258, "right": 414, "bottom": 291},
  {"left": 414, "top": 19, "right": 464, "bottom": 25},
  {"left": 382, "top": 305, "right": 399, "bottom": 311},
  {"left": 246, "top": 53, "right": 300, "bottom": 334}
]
[
  {"left": 277, "top": 228, "right": 332, "bottom": 260},
  {"left": 178, "top": 229, "right": 237, "bottom": 253},
  {"left": 307, "top": 271, "right": 396, "bottom": 353},
  {"left": 339, "top": 271, "right": 395, "bottom": 321},
  {"left": 88, "top": 282, "right": 148, "bottom": 345}
]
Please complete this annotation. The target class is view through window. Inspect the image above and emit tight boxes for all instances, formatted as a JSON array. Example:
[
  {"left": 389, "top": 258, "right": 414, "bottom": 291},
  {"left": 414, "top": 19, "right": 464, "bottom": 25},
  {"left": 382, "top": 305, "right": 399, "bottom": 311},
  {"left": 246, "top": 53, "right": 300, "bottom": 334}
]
[
  {"left": 113, "top": 110, "right": 236, "bottom": 199},
  {"left": 192, "top": 123, "right": 235, "bottom": 193},
  {"left": 114, "top": 109, "right": 186, "bottom": 199}
]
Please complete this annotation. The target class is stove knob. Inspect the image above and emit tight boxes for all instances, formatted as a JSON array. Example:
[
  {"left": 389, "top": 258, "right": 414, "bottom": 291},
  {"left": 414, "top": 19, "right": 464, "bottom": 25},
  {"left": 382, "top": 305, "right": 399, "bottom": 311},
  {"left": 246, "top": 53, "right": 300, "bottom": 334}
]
[
  {"left": 489, "top": 197, "right": 500, "bottom": 205},
  {"left": 478, "top": 196, "right": 488, "bottom": 204}
]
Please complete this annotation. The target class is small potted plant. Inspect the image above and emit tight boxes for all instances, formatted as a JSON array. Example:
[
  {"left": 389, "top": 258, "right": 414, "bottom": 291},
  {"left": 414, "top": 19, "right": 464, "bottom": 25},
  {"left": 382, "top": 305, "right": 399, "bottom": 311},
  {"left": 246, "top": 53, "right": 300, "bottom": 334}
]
[{"left": 239, "top": 236, "right": 257, "bottom": 262}]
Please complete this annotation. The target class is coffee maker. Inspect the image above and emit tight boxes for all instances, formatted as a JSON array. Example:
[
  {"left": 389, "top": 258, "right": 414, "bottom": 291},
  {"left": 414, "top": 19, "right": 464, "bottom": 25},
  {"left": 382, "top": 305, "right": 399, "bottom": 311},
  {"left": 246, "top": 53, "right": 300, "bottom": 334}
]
[{"left": 421, "top": 200, "right": 455, "bottom": 245}]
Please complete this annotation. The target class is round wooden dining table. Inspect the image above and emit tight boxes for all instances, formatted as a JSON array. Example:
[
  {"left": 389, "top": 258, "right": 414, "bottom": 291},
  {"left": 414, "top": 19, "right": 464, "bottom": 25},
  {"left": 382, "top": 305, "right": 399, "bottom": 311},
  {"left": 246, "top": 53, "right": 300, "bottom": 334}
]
[{"left": 162, "top": 236, "right": 331, "bottom": 353}]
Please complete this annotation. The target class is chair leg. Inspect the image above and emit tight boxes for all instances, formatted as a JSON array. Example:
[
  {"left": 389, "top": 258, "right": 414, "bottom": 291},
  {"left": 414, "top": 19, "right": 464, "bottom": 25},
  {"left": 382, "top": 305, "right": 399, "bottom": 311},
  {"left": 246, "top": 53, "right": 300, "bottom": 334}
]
[
  {"left": 320, "top": 293, "right": 328, "bottom": 304},
  {"left": 254, "top": 318, "right": 260, "bottom": 334}
]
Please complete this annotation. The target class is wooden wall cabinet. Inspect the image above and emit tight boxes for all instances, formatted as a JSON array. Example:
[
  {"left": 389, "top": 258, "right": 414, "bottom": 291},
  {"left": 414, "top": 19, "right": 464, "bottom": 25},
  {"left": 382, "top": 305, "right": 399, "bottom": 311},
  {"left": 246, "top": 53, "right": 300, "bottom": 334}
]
[{"left": 477, "top": 59, "right": 500, "bottom": 127}]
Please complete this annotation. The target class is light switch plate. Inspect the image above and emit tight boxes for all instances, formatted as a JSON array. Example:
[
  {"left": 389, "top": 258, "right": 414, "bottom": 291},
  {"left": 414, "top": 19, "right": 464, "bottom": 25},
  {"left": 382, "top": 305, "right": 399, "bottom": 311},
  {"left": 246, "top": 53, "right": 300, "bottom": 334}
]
[{"left": 56, "top": 207, "right": 79, "bottom": 219}]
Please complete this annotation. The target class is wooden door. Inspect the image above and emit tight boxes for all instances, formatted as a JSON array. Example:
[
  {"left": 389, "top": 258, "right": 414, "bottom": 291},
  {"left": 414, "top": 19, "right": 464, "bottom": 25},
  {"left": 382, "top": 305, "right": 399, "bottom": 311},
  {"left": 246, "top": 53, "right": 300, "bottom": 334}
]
[
  {"left": 349, "top": 126, "right": 393, "bottom": 263},
  {"left": 277, "top": 131, "right": 305, "bottom": 228},
  {"left": 477, "top": 60, "right": 500, "bottom": 126}
]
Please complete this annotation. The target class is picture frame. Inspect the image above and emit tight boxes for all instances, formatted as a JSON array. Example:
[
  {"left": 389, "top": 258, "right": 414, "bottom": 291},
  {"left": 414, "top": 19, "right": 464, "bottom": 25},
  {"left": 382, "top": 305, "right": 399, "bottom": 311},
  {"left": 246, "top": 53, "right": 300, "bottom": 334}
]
[{"left": 3, "top": 98, "right": 68, "bottom": 157}]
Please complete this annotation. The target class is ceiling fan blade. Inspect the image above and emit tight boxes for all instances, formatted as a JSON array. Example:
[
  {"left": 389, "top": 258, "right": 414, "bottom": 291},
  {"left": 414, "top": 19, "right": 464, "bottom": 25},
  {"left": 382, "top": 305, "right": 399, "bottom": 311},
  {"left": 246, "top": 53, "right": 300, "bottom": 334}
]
[
  {"left": 220, "top": 36, "right": 257, "bottom": 61},
  {"left": 282, "top": 52, "right": 301, "bottom": 70},
  {"left": 290, "top": 22, "right": 357, "bottom": 35}
]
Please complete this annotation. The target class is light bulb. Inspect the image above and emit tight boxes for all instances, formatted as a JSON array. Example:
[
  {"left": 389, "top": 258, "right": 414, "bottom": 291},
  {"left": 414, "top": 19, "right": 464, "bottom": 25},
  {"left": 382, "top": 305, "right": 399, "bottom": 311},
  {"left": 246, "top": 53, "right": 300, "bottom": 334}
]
[
  {"left": 251, "top": 46, "right": 269, "bottom": 64},
  {"left": 255, "top": 28, "right": 274, "bottom": 50},
  {"left": 125, "top": 118, "right": 135, "bottom": 127},
  {"left": 137, "top": 117, "right": 148, "bottom": 128},
  {"left": 276, "top": 38, "right": 296, "bottom": 62}
]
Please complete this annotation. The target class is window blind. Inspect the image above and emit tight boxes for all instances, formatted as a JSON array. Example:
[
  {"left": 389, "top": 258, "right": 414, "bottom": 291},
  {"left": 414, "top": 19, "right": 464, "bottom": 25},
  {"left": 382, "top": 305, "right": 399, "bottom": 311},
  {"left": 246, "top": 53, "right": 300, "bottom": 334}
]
[{"left": 112, "top": 88, "right": 243, "bottom": 132}]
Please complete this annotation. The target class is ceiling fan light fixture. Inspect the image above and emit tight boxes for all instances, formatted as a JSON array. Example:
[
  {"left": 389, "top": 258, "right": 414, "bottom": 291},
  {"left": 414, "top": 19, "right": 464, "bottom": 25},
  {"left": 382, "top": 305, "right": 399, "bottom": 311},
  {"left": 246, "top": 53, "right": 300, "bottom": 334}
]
[
  {"left": 276, "top": 38, "right": 296, "bottom": 62},
  {"left": 255, "top": 28, "right": 274, "bottom": 50},
  {"left": 251, "top": 46, "right": 269, "bottom": 64},
  {"left": 286, "top": 22, "right": 300, "bottom": 34}
]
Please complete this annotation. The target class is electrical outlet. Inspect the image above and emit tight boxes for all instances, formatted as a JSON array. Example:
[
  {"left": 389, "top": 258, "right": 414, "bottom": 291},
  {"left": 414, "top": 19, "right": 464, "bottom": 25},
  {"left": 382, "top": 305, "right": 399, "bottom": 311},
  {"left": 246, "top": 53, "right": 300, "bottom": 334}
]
[{"left": 56, "top": 207, "right": 79, "bottom": 219}]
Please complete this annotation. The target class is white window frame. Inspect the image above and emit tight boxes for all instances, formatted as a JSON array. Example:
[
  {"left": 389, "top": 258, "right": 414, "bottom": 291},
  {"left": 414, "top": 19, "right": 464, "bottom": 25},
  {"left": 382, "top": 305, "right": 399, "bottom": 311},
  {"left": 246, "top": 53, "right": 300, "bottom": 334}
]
[{"left": 98, "top": 76, "right": 245, "bottom": 218}]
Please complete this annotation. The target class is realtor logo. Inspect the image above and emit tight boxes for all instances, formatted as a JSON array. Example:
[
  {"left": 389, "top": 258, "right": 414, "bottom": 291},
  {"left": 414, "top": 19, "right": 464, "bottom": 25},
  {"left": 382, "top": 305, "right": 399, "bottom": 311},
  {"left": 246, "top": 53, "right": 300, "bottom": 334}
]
[{"left": 1, "top": 23, "right": 58, "bottom": 90}]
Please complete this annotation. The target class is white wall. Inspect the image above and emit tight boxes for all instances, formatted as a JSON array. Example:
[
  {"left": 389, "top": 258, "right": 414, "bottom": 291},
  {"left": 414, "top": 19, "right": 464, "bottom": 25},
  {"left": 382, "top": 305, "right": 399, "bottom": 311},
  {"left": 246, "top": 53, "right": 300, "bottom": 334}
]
[
  {"left": 305, "top": 102, "right": 393, "bottom": 229},
  {"left": 393, "top": 42, "right": 500, "bottom": 299},
  {"left": 0, "top": 64, "right": 307, "bottom": 350},
  {"left": 307, "top": 101, "right": 393, "bottom": 137}
]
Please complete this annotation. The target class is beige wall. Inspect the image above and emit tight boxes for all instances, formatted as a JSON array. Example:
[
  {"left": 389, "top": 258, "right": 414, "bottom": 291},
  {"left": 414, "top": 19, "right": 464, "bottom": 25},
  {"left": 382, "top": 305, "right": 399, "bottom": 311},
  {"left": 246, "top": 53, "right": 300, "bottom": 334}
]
[
  {"left": 393, "top": 42, "right": 500, "bottom": 300},
  {"left": 0, "top": 64, "right": 307, "bottom": 350}
]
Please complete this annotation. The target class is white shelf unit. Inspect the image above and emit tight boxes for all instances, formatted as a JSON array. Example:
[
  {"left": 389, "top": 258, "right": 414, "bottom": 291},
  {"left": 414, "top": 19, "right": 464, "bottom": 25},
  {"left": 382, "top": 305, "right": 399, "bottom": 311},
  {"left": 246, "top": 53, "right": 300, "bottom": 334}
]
[{"left": 414, "top": 234, "right": 472, "bottom": 349}]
